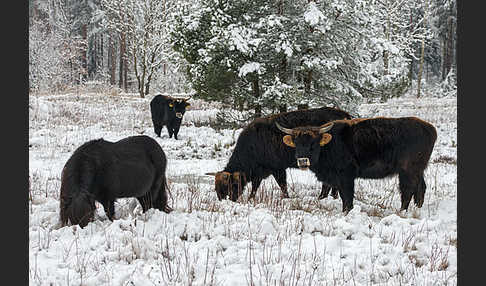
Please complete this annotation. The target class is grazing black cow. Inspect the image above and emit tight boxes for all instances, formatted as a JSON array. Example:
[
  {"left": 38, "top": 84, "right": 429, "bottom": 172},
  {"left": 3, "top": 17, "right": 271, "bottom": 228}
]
[
  {"left": 59, "top": 135, "right": 172, "bottom": 228},
  {"left": 150, "top": 94, "right": 190, "bottom": 139},
  {"left": 275, "top": 117, "right": 437, "bottom": 213},
  {"left": 206, "top": 107, "right": 352, "bottom": 202}
]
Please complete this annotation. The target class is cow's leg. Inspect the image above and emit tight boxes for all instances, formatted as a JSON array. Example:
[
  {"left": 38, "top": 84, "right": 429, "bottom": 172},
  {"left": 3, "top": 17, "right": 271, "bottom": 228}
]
[
  {"left": 398, "top": 171, "right": 417, "bottom": 211},
  {"left": 412, "top": 175, "right": 426, "bottom": 208},
  {"left": 102, "top": 200, "right": 115, "bottom": 221},
  {"left": 272, "top": 169, "right": 289, "bottom": 198},
  {"left": 337, "top": 178, "right": 355, "bottom": 214},
  {"left": 318, "top": 183, "right": 332, "bottom": 199},
  {"left": 248, "top": 177, "right": 263, "bottom": 200},
  {"left": 154, "top": 123, "right": 162, "bottom": 137},
  {"left": 173, "top": 124, "right": 181, "bottom": 140},
  {"left": 320, "top": 184, "right": 340, "bottom": 199},
  {"left": 136, "top": 194, "right": 152, "bottom": 213},
  {"left": 166, "top": 125, "right": 173, "bottom": 138},
  {"left": 330, "top": 186, "right": 339, "bottom": 199}
]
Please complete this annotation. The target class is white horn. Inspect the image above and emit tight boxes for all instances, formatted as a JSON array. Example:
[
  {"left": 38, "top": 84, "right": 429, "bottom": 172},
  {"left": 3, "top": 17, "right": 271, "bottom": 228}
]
[
  {"left": 319, "top": 122, "right": 334, "bottom": 134},
  {"left": 275, "top": 122, "right": 295, "bottom": 135}
]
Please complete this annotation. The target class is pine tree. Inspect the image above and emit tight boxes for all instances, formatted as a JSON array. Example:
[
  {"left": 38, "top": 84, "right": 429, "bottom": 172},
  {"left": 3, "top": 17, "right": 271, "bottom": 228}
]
[{"left": 172, "top": 0, "right": 426, "bottom": 116}]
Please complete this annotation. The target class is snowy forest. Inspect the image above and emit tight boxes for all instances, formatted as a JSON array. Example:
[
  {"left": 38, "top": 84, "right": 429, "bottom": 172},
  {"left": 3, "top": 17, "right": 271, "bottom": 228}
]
[
  {"left": 29, "top": 0, "right": 456, "bottom": 115},
  {"left": 29, "top": 0, "right": 457, "bottom": 285}
]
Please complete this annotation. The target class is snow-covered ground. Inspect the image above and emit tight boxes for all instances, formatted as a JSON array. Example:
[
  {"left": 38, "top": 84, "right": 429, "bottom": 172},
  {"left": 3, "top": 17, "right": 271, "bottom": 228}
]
[{"left": 29, "top": 92, "right": 457, "bottom": 285}]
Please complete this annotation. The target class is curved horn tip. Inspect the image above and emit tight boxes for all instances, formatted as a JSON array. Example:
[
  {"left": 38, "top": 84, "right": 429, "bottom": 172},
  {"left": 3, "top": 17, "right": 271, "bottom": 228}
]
[
  {"left": 319, "top": 122, "right": 334, "bottom": 133},
  {"left": 275, "top": 121, "right": 294, "bottom": 135}
]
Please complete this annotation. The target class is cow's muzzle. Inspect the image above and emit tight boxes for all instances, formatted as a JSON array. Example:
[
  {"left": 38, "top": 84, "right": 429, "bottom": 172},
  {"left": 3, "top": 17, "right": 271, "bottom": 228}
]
[
  {"left": 297, "top": 158, "right": 310, "bottom": 170},
  {"left": 175, "top": 112, "right": 183, "bottom": 119}
]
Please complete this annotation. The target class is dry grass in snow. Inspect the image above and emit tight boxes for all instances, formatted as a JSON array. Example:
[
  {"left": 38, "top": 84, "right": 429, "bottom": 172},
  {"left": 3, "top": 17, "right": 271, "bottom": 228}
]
[{"left": 29, "top": 91, "right": 457, "bottom": 285}]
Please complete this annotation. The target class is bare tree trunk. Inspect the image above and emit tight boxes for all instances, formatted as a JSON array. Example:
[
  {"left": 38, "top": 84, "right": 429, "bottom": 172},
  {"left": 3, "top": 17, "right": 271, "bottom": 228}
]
[
  {"left": 123, "top": 38, "right": 128, "bottom": 92},
  {"left": 81, "top": 24, "right": 88, "bottom": 83},
  {"left": 99, "top": 34, "right": 103, "bottom": 72},
  {"left": 416, "top": 39, "right": 425, "bottom": 98},
  {"left": 119, "top": 33, "right": 124, "bottom": 89},
  {"left": 144, "top": 81, "right": 151, "bottom": 96},
  {"left": 109, "top": 33, "right": 116, "bottom": 85},
  {"left": 427, "top": 62, "right": 430, "bottom": 83},
  {"left": 383, "top": 13, "right": 390, "bottom": 75},
  {"left": 408, "top": 8, "right": 414, "bottom": 83},
  {"left": 133, "top": 42, "right": 143, "bottom": 98},
  {"left": 145, "top": 53, "right": 157, "bottom": 95},
  {"left": 441, "top": 36, "right": 447, "bottom": 80},
  {"left": 417, "top": 0, "right": 428, "bottom": 98},
  {"left": 304, "top": 69, "right": 312, "bottom": 97},
  {"left": 31, "top": 0, "right": 38, "bottom": 20},
  {"left": 252, "top": 79, "right": 261, "bottom": 117},
  {"left": 408, "top": 55, "right": 414, "bottom": 82},
  {"left": 277, "top": 0, "right": 288, "bottom": 113},
  {"left": 444, "top": 15, "right": 454, "bottom": 78}
]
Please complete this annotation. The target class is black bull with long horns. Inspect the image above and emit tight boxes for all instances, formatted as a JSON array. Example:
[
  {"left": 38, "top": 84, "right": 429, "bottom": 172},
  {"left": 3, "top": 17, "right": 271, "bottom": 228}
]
[
  {"left": 150, "top": 94, "right": 191, "bottom": 139},
  {"left": 206, "top": 107, "right": 352, "bottom": 202},
  {"left": 275, "top": 117, "right": 437, "bottom": 213}
]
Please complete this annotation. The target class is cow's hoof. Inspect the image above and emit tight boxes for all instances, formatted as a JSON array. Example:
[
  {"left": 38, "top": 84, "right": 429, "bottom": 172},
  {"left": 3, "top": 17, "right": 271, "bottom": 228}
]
[
  {"left": 414, "top": 198, "right": 424, "bottom": 208},
  {"left": 342, "top": 204, "right": 353, "bottom": 214}
]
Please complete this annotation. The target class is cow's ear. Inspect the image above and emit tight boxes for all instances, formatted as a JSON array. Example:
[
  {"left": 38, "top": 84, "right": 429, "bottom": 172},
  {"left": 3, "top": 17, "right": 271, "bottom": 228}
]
[
  {"left": 283, "top": 135, "right": 296, "bottom": 147},
  {"left": 319, "top": 133, "right": 332, "bottom": 146},
  {"left": 185, "top": 102, "right": 190, "bottom": 110},
  {"left": 168, "top": 100, "right": 174, "bottom": 108}
]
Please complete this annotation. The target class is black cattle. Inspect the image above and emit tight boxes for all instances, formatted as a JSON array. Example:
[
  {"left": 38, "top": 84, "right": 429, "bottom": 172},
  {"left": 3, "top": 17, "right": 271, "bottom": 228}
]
[
  {"left": 276, "top": 117, "right": 437, "bottom": 213},
  {"left": 206, "top": 107, "right": 352, "bottom": 202},
  {"left": 59, "top": 135, "right": 172, "bottom": 228},
  {"left": 150, "top": 94, "right": 190, "bottom": 139}
]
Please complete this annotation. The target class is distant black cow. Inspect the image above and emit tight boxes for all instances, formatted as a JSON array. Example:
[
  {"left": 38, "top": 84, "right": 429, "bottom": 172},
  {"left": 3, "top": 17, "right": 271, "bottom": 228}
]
[
  {"left": 59, "top": 135, "right": 172, "bottom": 228},
  {"left": 275, "top": 117, "right": 437, "bottom": 213},
  {"left": 206, "top": 107, "right": 352, "bottom": 202},
  {"left": 150, "top": 94, "right": 190, "bottom": 139}
]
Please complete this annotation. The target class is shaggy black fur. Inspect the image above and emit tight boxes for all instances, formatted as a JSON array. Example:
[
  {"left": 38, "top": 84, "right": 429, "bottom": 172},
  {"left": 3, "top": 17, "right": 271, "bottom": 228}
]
[
  {"left": 59, "top": 135, "right": 171, "bottom": 228},
  {"left": 281, "top": 117, "right": 437, "bottom": 213},
  {"left": 150, "top": 94, "right": 190, "bottom": 139},
  {"left": 211, "top": 107, "right": 352, "bottom": 201}
]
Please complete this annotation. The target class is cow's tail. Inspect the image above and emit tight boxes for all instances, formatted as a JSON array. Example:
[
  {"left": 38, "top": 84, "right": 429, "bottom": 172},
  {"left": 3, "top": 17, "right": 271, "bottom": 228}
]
[
  {"left": 424, "top": 121, "right": 438, "bottom": 164},
  {"left": 161, "top": 173, "right": 173, "bottom": 213}
]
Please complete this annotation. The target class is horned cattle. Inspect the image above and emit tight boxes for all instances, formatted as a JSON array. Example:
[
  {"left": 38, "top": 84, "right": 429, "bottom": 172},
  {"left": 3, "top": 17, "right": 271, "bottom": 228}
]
[
  {"left": 150, "top": 94, "right": 190, "bottom": 139},
  {"left": 207, "top": 107, "right": 352, "bottom": 201},
  {"left": 276, "top": 117, "right": 437, "bottom": 213}
]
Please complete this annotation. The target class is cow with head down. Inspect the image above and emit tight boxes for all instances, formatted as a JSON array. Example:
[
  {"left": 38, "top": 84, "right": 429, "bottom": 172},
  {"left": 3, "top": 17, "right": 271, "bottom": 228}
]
[
  {"left": 275, "top": 117, "right": 437, "bottom": 213},
  {"left": 150, "top": 94, "right": 190, "bottom": 139},
  {"left": 206, "top": 106, "right": 352, "bottom": 202}
]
